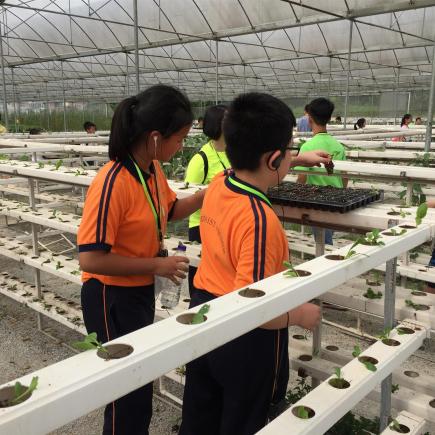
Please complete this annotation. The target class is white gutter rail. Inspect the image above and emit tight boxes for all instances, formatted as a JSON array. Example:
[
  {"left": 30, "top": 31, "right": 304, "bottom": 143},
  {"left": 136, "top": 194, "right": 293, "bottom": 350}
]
[{"left": 0, "top": 223, "right": 433, "bottom": 435}]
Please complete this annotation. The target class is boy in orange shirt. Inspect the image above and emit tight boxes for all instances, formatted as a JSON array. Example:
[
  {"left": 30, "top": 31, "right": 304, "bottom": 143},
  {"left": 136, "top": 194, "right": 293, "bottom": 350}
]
[{"left": 179, "top": 93, "right": 330, "bottom": 435}]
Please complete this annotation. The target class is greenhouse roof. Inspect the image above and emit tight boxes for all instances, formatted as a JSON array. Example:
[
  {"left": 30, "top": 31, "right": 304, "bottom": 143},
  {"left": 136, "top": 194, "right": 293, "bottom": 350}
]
[{"left": 1, "top": 0, "right": 435, "bottom": 103}]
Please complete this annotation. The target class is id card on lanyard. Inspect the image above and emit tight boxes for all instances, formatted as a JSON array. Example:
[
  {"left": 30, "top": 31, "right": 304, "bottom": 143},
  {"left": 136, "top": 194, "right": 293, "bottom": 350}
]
[{"left": 131, "top": 158, "right": 168, "bottom": 257}]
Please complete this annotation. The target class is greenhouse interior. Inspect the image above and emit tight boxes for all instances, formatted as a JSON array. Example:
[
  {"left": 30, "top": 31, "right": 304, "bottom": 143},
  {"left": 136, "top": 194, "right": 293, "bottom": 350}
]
[{"left": 0, "top": 1, "right": 435, "bottom": 434}]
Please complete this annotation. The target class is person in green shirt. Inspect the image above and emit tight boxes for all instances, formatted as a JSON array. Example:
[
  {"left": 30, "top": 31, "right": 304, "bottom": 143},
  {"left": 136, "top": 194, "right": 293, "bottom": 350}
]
[
  {"left": 185, "top": 104, "right": 230, "bottom": 294},
  {"left": 295, "top": 98, "right": 348, "bottom": 245}
]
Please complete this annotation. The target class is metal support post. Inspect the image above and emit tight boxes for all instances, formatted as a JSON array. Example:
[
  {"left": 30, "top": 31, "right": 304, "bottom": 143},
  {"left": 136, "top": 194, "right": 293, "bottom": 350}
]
[
  {"left": 215, "top": 39, "right": 219, "bottom": 104},
  {"left": 312, "top": 227, "right": 325, "bottom": 388},
  {"left": 11, "top": 67, "right": 17, "bottom": 132},
  {"left": 424, "top": 42, "right": 435, "bottom": 152},
  {"left": 60, "top": 61, "right": 67, "bottom": 132},
  {"left": 133, "top": 0, "right": 140, "bottom": 93},
  {"left": 379, "top": 220, "right": 398, "bottom": 432},
  {"left": 405, "top": 182, "right": 413, "bottom": 206},
  {"left": 28, "top": 177, "right": 43, "bottom": 330},
  {"left": 45, "top": 81, "right": 50, "bottom": 131},
  {"left": 0, "top": 21, "right": 9, "bottom": 129},
  {"left": 343, "top": 20, "right": 353, "bottom": 129}
]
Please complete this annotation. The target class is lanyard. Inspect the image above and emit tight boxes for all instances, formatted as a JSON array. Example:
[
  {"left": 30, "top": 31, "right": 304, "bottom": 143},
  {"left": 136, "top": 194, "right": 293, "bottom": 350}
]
[
  {"left": 211, "top": 142, "right": 228, "bottom": 171},
  {"left": 227, "top": 176, "right": 272, "bottom": 208},
  {"left": 131, "top": 159, "right": 164, "bottom": 245}
]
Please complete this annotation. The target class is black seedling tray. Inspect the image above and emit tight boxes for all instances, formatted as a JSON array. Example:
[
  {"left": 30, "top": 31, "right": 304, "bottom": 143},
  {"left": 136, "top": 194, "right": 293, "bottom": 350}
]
[{"left": 268, "top": 182, "right": 382, "bottom": 213}]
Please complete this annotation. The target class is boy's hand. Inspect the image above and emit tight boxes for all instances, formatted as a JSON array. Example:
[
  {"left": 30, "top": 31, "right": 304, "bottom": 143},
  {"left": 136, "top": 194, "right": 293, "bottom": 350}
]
[
  {"left": 293, "top": 150, "right": 331, "bottom": 167},
  {"left": 294, "top": 303, "right": 321, "bottom": 330}
]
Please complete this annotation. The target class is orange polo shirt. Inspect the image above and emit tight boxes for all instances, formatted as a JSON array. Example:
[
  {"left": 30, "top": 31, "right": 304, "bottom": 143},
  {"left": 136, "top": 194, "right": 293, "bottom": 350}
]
[
  {"left": 194, "top": 173, "right": 289, "bottom": 296},
  {"left": 78, "top": 158, "right": 177, "bottom": 286}
]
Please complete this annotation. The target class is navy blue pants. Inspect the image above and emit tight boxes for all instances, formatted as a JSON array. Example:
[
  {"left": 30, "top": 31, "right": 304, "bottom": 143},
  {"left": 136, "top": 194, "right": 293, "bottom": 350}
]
[
  {"left": 188, "top": 226, "right": 201, "bottom": 297},
  {"left": 81, "top": 278, "right": 155, "bottom": 435},
  {"left": 179, "top": 288, "right": 289, "bottom": 435}
]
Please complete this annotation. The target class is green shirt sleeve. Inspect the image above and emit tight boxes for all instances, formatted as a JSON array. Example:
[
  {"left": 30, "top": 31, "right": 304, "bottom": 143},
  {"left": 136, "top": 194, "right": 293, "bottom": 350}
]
[
  {"left": 185, "top": 153, "right": 206, "bottom": 184},
  {"left": 293, "top": 142, "right": 312, "bottom": 172}
]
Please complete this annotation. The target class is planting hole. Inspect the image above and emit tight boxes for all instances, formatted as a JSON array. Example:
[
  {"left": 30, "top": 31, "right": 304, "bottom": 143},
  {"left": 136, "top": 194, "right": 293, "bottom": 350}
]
[
  {"left": 382, "top": 232, "right": 400, "bottom": 236},
  {"left": 325, "top": 255, "right": 345, "bottom": 261},
  {"left": 418, "top": 269, "right": 427, "bottom": 272},
  {"left": 397, "top": 327, "right": 415, "bottom": 334},
  {"left": 387, "top": 211, "right": 400, "bottom": 216},
  {"left": 238, "top": 288, "right": 265, "bottom": 298},
  {"left": 0, "top": 385, "right": 32, "bottom": 408},
  {"left": 358, "top": 356, "right": 378, "bottom": 365},
  {"left": 295, "top": 270, "right": 311, "bottom": 277},
  {"left": 399, "top": 225, "right": 416, "bottom": 229},
  {"left": 366, "top": 281, "right": 381, "bottom": 286},
  {"left": 176, "top": 313, "right": 208, "bottom": 325},
  {"left": 292, "top": 405, "right": 315, "bottom": 419},
  {"left": 391, "top": 424, "right": 410, "bottom": 434},
  {"left": 404, "top": 370, "right": 419, "bottom": 378},
  {"left": 298, "top": 354, "right": 312, "bottom": 362},
  {"left": 414, "top": 304, "right": 430, "bottom": 311},
  {"left": 429, "top": 399, "right": 435, "bottom": 408},
  {"left": 411, "top": 291, "right": 427, "bottom": 296},
  {"left": 382, "top": 339, "right": 400, "bottom": 347},
  {"left": 182, "top": 298, "right": 191, "bottom": 303},
  {"left": 328, "top": 378, "right": 350, "bottom": 389},
  {"left": 326, "top": 345, "right": 339, "bottom": 351},
  {"left": 292, "top": 334, "right": 306, "bottom": 340},
  {"left": 97, "top": 344, "right": 133, "bottom": 360}
]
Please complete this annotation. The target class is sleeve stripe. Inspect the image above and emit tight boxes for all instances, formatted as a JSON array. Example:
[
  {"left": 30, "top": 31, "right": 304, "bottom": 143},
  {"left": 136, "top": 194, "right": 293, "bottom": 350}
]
[
  {"left": 96, "top": 161, "right": 121, "bottom": 244},
  {"left": 101, "top": 162, "right": 123, "bottom": 244},
  {"left": 255, "top": 198, "right": 267, "bottom": 281},
  {"left": 78, "top": 243, "right": 112, "bottom": 253},
  {"left": 249, "top": 196, "right": 260, "bottom": 283}
]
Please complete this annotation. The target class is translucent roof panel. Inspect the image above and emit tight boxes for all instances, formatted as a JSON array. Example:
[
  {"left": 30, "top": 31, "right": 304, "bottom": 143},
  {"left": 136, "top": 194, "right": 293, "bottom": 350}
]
[{"left": 0, "top": 0, "right": 434, "bottom": 104}]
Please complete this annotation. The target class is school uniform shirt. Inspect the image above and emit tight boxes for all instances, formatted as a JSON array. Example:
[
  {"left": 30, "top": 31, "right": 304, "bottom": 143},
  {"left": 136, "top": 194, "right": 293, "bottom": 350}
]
[
  {"left": 194, "top": 173, "right": 289, "bottom": 296},
  {"left": 78, "top": 158, "right": 177, "bottom": 287},
  {"left": 184, "top": 140, "right": 230, "bottom": 229},
  {"left": 294, "top": 132, "right": 346, "bottom": 187}
]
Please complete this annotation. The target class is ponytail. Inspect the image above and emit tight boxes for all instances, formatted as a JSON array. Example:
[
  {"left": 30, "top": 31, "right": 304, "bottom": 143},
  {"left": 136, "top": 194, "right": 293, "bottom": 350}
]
[{"left": 108, "top": 85, "right": 193, "bottom": 161}]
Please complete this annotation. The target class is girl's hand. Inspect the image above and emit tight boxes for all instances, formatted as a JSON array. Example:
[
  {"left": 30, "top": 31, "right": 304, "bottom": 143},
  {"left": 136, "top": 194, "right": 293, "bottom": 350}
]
[{"left": 154, "top": 256, "right": 189, "bottom": 284}]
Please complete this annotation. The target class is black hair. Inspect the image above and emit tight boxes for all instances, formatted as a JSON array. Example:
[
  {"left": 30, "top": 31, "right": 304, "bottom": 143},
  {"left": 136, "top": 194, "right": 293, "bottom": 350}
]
[
  {"left": 223, "top": 93, "right": 296, "bottom": 171},
  {"left": 83, "top": 121, "right": 96, "bottom": 131},
  {"left": 400, "top": 114, "right": 412, "bottom": 127},
  {"left": 306, "top": 98, "right": 334, "bottom": 126},
  {"left": 304, "top": 104, "right": 309, "bottom": 112},
  {"left": 354, "top": 118, "right": 366, "bottom": 130},
  {"left": 336, "top": 115, "right": 342, "bottom": 122},
  {"left": 203, "top": 104, "right": 228, "bottom": 140},
  {"left": 197, "top": 116, "right": 204, "bottom": 122},
  {"left": 109, "top": 85, "right": 193, "bottom": 161},
  {"left": 29, "top": 128, "right": 43, "bottom": 135},
  {"left": 415, "top": 117, "right": 422, "bottom": 122}
]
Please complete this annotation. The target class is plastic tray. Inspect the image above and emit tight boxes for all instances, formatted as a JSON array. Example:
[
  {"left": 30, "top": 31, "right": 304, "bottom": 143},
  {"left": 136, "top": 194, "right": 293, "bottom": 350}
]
[{"left": 268, "top": 182, "right": 382, "bottom": 213}]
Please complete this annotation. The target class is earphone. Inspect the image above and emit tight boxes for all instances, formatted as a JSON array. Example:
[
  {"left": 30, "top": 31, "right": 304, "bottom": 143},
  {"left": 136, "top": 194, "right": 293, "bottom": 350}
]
[
  {"left": 153, "top": 136, "right": 158, "bottom": 158},
  {"left": 269, "top": 149, "right": 285, "bottom": 170}
]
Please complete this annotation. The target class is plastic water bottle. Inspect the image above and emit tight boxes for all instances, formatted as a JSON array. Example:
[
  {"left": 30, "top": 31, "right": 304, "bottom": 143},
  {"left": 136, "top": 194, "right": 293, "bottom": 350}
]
[{"left": 160, "top": 242, "right": 188, "bottom": 309}]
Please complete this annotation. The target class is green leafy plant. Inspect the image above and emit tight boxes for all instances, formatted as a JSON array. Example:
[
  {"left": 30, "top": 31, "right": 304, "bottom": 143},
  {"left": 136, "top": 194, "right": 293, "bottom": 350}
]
[
  {"left": 363, "top": 287, "right": 383, "bottom": 299},
  {"left": 285, "top": 376, "right": 312, "bottom": 405},
  {"left": 55, "top": 261, "right": 63, "bottom": 270},
  {"left": 404, "top": 299, "right": 426, "bottom": 311},
  {"left": 344, "top": 229, "right": 384, "bottom": 259},
  {"left": 352, "top": 345, "right": 361, "bottom": 358},
  {"left": 72, "top": 332, "right": 108, "bottom": 355},
  {"left": 391, "top": 384, "right": 399, "bottom": 394},
  {"left": 54, "top": 159, "right": 63, "bottom": 170},
  {"left": 389, "top": 418, "right": 408, "bottom": 433},
  {"left": 361, "top": 360, "right": 377, "bottom": 372},
  {"left": 11, "top": 376, "right": 39, "bottom": 405},
  {"left": 377, "top": 328, "right": 392, "bottom": 341},
  {"left": 415, "top": 202, "right": 428, "bottom": 226},
  {"left": 388, "top": 228, "right": 407, "bottom": 236},
  {"left": 37, "top": 162, "right": 44, "bottom": 169},
  {"left": 283, "top": 260, "right": 299, "bottom": 277},
  {"left": 180, "top": 182, "right": 190, "bottom": 190},
  {"left": 70, "top": 269, "right": 81, "bottom": 276},
  {"left": 191, "top": 304, "right": 210, "bottom": 324},
  {"left": 397, "top": 182, "right": 426, "bottom": 206},
  {"left": 297, "top": 405, "right": 309, "bottom": 419}
]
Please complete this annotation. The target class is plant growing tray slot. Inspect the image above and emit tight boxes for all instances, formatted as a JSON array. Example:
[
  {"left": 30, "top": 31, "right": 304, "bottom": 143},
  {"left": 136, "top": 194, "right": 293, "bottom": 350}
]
[{"left": 268, "top": 182, "right": 382, "bottom": 213}]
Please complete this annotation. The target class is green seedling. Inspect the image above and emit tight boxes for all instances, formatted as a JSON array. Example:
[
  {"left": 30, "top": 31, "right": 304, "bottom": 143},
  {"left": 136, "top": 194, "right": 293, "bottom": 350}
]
[
  {"left": 389, "top": 418, "right": 407, "bottom": 433},
  {"left": 334, "top": 367, "right": 342, "bottom": 380},
  {"left": 352, "top": 345, "right": 361, "bottom": 358},
  {"left": 363, "top": 288, "right": 383, "bottom": 299},
  {"left": 42, "top": 259, "right": 51, "bottom": 264},
  {"left": 72, "top": 332, "right": 108, "bottom": 355},
  {"left": 11, "top": 376, "right": 38, "bottom": 405},
  {"left": 37, "top": 162, "right": 44, "bottom": 169},
  {"left": 297, "top": 406, "right": 309, "bottom": 419},
  {"left": 404, "top": 299, "right": 425, "bottom": 311},
  {"left": 361, "top": 360, "right": 377, "bottom": 372},
  {"left": 391, "top": 384, "right": 399, "bottom": 394},
  {"left": 55, "top": 261, "right": 63, "bottom": 270},
  {"left": 191, "top": 304, "right": 210, "bottom": 324},
  {"left": 344, "top": 229, "right": 384, "bottom": 259},
  {"left": 70, "top": 269, "right": 81, "bottom": 276},
  {"left": 180, "top": 182, "right": 190, "bottom": 190},
  {"left": 388, "top": 228, "right": 406, "bottom": 236},
  {"left": 377, "top": 328, "right": 392, "bottom": 341},
  {"left": 283, "top": 260, "right": 299, "bottom": 277},
  {"left": 400, "top": 210, "right": 411, "bottom": 218},
  {"left": 415, "top": 202, "right": 428, "bottom": 226},
  {"left": 54, "top": 160, "right": 63, "bottom": 170}
]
